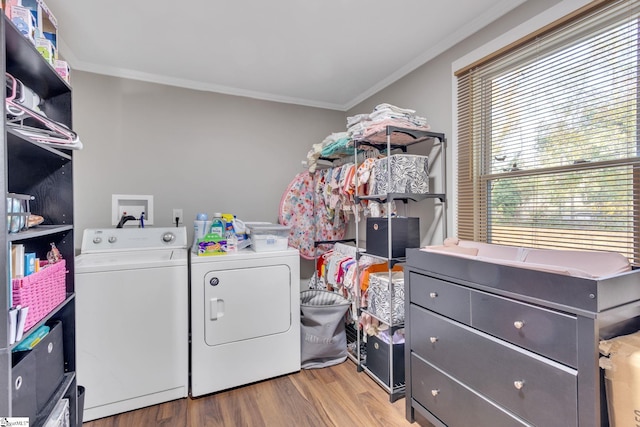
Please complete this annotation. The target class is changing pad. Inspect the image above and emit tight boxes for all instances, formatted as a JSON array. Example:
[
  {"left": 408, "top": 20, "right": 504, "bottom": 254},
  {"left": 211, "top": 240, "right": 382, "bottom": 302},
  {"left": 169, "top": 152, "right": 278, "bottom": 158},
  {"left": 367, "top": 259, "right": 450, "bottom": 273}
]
[{"left": 422, "top": 238, "right": 631, "bottom": 279}]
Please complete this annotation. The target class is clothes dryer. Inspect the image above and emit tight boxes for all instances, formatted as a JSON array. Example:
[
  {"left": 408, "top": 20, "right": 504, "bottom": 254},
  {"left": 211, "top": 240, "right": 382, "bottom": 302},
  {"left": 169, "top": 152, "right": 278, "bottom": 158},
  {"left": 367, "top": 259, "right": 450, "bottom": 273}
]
[{"left": 190, "top": 248, "right": 300, "bottom": 397}]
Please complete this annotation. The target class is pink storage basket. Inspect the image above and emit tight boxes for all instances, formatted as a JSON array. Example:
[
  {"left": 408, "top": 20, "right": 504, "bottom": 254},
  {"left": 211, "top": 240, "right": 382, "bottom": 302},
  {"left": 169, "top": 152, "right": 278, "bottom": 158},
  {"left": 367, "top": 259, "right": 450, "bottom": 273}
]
[{"left": 12, "top": 259, "right": 67, "bottom": 332}]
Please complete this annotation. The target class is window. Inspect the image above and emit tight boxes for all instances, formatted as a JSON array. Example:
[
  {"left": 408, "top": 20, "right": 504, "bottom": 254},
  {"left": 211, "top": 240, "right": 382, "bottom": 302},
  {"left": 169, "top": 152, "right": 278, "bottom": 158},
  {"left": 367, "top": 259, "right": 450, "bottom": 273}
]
[{"left": 456, "top": 0, "right": 640, "bottom": 265}]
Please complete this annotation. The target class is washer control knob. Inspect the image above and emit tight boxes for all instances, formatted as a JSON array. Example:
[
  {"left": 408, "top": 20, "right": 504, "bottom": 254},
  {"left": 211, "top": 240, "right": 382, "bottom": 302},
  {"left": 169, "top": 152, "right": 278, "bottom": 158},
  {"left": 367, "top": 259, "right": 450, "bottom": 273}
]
[
  {"left": 162, "top": 232, "right": 175, "bottom": 243},
  {"left": 108, "top": 236, "right": 117, "bottom": 243},
  {"left": 93, "top": 237, "right": 102, "bottom": 244}
]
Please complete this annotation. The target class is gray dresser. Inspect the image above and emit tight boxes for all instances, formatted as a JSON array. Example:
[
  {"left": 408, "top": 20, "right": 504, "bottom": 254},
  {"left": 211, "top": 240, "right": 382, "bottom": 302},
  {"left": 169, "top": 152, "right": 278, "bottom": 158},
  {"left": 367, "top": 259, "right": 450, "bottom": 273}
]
[{"left": 405, "top": 248, "right": 640, "bottom": 427}]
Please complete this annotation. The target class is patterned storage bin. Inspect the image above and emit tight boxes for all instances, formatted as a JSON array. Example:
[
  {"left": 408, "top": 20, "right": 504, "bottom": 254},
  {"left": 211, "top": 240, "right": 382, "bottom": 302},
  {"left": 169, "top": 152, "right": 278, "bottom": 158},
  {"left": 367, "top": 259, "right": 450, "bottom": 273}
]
[
  {"left": 368, "top": 271, "right": 405, "bottom": 325},
  {"left": 372, "top": 154, "right": 429, "bottom": 195}
]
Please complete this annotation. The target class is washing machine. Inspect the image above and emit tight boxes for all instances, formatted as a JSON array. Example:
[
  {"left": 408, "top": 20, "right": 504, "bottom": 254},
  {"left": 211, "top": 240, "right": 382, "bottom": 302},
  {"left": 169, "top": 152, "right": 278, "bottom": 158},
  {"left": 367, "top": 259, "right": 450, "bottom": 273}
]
[
  {"left": 75, "top": 227, "right": 189, "bottom": 421},
  {"left": 190, "top": 248, "right": 300, "bottom": 397}
]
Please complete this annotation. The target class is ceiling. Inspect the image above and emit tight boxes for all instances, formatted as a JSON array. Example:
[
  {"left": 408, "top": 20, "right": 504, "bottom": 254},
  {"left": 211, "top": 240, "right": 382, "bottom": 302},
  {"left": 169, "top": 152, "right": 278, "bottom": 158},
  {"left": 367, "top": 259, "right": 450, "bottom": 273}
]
[{"left": 46, "top": 0, "right": 526, "bottom": 111}]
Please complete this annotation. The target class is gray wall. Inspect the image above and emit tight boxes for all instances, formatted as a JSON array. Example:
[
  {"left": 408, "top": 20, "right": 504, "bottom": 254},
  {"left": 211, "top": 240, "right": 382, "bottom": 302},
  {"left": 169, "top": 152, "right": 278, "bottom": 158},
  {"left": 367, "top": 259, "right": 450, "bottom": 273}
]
[
  {"left": 346, "top": 0, "right": 565, "bottom": 246},
  {"left": 71, "top": 0, "right": 565, "bottom": 276},
  {"left": 72, "top": 72, "right": 344, "bottom": 243}
]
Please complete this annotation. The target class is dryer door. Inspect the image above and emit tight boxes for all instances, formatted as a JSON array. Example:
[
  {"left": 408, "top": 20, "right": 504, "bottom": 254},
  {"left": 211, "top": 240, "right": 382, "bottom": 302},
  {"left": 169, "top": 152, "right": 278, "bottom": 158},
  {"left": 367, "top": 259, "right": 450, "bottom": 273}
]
[{"left": 204, "top": 264, "right": 292, "bottom": 346}]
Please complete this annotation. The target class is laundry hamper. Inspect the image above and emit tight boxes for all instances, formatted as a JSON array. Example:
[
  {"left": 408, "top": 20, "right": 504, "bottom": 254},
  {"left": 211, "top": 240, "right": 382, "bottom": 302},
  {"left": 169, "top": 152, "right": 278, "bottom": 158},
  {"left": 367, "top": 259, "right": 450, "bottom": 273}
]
[{"left": 300, "top": 289, "right": 351, "bottom": 369}]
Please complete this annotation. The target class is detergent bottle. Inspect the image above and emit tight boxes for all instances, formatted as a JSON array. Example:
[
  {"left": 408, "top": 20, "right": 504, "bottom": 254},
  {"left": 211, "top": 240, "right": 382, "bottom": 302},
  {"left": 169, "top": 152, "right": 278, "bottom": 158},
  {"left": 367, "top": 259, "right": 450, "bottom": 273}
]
[
  {"left": 209, "top": 213, "right": 225, "bottom": 240},
  {"left": 221, "top": 213, "right": 238, "bottom": 252}
]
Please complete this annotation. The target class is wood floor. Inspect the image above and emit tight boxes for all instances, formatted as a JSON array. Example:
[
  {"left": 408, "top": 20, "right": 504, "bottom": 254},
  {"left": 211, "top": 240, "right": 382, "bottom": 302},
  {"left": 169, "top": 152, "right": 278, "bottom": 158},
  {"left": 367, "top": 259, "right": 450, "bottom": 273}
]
[{"left": 83, "top": 360, "right": 432, "bottom": 426}]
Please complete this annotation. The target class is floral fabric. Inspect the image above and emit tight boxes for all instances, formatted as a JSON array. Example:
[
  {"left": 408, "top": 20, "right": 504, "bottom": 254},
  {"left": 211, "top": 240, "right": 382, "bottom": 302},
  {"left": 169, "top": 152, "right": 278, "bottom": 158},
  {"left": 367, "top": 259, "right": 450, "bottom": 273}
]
[{"left": 279, "top": 171, "right": 348, "bottom": 259}]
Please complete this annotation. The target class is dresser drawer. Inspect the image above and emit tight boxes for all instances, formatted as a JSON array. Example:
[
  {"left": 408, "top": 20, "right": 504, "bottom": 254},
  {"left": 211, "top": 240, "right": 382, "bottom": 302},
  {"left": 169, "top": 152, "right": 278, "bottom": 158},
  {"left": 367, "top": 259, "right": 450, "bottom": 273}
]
[
  {"left": 410, "top": 306, "right": 577, "bottom": 427},
  {"left": 411, "top": 354, "right": 530, "bottom": 427},
  {"left": 471, "top": 292, "right": 577, "bottom": 367},
  {"left": 409, "top": 272, "right": 470, "bottom": 323}
]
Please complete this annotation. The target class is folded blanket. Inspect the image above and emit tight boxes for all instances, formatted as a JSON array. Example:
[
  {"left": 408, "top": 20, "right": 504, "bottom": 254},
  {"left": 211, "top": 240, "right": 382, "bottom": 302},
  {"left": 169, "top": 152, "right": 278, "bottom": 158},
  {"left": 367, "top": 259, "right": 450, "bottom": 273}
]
[
  {"left": 352, "top": 118, "right": 432, "bottom": 145},
  {"left": 321, "top": 135, "right": 352, "bottom": 158}
]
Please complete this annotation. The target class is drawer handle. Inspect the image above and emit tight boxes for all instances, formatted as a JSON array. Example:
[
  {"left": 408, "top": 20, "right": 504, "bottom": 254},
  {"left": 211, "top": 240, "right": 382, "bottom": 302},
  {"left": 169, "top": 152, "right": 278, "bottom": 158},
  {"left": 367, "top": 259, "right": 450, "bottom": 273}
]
[
  {"left": 513, "top": 320, "right": 525, "bottom": 330},
  {"left": 429, "top": 337, "right": 438, "bottom": 344},
  {"left": 429, "top": 292, "right": 438, "bottom": 299},
  {"left": 431, "top": 389, "right": 440, "bottom": 397},
  {"left": 513, "top": 380, "right": 525, "bottom": 390}
]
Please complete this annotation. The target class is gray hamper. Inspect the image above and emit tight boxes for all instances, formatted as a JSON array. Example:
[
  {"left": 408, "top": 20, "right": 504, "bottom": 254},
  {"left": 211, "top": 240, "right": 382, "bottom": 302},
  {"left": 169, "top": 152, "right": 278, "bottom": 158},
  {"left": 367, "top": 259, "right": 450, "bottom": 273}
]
[{"left": 300, "top": 289, "right": 351, "bottom": 369}]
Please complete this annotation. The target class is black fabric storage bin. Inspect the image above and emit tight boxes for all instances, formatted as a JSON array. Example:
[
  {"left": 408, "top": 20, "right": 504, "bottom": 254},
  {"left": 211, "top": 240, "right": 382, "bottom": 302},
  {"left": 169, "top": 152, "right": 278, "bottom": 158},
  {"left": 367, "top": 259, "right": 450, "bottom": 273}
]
[
  {"left": 35, "top": 321, "right": 65, "bottom": 411},
  {"left": 366, "top": 334, "right": 405, "bottom": 387},
  {"left": 366, "top": 217, "right": 420, "bottom": 258},
  {"left": 12, "top": 349, "right": 37, "bottom": 422}
]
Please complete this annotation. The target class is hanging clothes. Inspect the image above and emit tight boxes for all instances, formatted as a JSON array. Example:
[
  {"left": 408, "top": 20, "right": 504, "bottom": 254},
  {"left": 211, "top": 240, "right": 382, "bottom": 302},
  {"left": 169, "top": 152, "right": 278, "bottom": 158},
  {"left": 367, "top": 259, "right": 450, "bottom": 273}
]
[{"left": 279, "top": 171, "right": 348, "bottom": 259}]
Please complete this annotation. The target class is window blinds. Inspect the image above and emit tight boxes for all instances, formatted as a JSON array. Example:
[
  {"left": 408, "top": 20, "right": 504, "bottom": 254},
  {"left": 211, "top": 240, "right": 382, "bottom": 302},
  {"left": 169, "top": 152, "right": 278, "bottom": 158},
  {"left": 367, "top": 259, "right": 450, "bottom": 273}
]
[{"left": 456, "top": 0, "right": 640, "bottom": 264}]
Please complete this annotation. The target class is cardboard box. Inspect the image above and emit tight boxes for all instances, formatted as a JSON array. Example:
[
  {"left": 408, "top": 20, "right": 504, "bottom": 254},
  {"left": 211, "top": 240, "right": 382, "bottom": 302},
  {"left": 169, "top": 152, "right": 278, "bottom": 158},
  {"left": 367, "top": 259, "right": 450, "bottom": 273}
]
[
  {"left": 36, "top": 36, "right": 55, "bottom": 64},
  {"left": 24, "top": 252, "right": 36, "bottom": 276},
  {"left": 11, "top": 4, "right": 36, "bottom": 43},
  {"left": 3, "top": 0, "right": 22, "bottom": 19},
  {"left": 21, "top": 0, "right": 56, "bottom": 46},
  {"left": 197, "top": 238, "right": 227, "bottom": 256},
  {"left": 54, "top": 59, "right": 70, "bottom": 83},
  {"left": 600, "top": 330, "right": 640, "bottom": 426}
]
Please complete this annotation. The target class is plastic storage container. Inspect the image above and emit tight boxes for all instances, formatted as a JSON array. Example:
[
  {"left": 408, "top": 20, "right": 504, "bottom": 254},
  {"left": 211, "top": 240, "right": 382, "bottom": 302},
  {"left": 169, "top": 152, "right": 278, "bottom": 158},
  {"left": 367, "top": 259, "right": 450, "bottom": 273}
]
[{"left": 247, "top": 224, "right": 291, "bottom": 252}]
